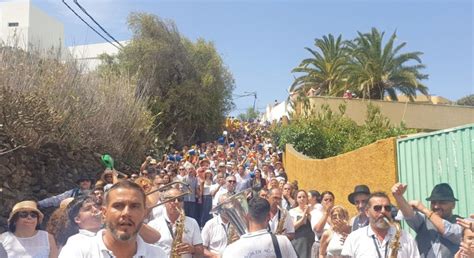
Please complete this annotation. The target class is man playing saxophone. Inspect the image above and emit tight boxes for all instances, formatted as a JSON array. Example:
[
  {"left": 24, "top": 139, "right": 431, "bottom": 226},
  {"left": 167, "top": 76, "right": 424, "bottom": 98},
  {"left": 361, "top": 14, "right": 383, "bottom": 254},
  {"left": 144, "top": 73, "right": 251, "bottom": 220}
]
[
  {"left": 148, "top": 188, "right": 204, "bottom": 258},
  {"left": 341, "top": 192, "right": 420, "bottom": 257},
  {"left": 267, "top": 188, "right": 295, "bottom": 240}
]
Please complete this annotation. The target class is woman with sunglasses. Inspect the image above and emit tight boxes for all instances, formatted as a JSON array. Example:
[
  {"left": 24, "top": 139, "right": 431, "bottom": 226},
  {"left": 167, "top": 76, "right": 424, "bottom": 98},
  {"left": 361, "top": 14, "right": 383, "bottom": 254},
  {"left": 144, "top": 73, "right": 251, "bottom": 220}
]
[{"left": 1, "top": 200, "right": 58, "bottom": 258}]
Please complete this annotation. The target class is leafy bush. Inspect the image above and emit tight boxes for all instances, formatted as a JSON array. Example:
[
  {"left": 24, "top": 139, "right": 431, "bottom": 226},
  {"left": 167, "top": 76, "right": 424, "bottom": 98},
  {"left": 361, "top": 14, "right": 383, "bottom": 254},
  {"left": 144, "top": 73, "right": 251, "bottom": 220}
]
[
  {"left": 0, "top": 46, "right": 153, "bottom": 163},
  {"left": 272, "top": 103, "right": 415, "bottom": 159}
]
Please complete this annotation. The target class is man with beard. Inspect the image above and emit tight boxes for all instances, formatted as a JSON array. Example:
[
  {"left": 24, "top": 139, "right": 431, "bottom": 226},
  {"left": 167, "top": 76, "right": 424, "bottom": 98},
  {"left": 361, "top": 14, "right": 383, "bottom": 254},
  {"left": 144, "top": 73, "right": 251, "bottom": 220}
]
[
  {"left": 59, "top": 180, "right": 165, "bottom": 257},
  {"left": 392, "top": 182, "right": 463, "bottom": 257},
  {"left": 347, "top": 185, "right": 371, "bottom": 231},
  {"left": 341, "top": 192, "right": 419, "bottom": 257},
  {"left": 267, "top": 188, "right": 295, "bottom": 240}
]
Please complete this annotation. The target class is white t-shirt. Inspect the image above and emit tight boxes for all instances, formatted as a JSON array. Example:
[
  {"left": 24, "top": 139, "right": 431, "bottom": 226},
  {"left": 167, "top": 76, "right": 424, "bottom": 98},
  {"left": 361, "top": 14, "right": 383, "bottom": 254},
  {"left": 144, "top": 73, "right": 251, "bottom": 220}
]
[
  {"left": 222, "top": 229, "right": 297, "bottom": 258},
  {"left": 201, "top": 215, "right": 230, "bottom": 255},
  {"left": 63, "top": 229, "right": 96, "bottom": 246},
  {"left": 58, "top": 229, "right": 166, "bottom": 258},
  {"left": 268, "top": 209, "right": 295, "bottom": 235},
  {"left": 147, "top": 211, "right": 203, "bottom": 258},
  {"left": 341, "top": 225, "right": 420, "bottom": 258},
  {"left": 1, "top": 230, "right": 50, "bottom": 258},
  {"left": 310, "top": 208, "right": 330, "bottom": 241},
  {"left": 211, "top": 185, "right": 228, "bottom": 208}
]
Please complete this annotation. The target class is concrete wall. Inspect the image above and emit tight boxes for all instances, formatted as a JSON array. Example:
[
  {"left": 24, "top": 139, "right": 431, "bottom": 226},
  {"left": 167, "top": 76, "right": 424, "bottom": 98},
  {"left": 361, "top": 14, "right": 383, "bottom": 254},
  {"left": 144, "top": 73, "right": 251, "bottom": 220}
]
[
  {"left": 303, "top": 96, "right": 474, "bottom": 130},
  {"left": 0, "top": 0, "right": 30, "bottom": 48},
  {"left": 68, "top": 40, "right": 128, "bottom": 71},
  {"left": 28, "top": 3, "right": 64, "bottom": 52},
  {"left": 284, "top": 138, "right": 398, "bottom": 217}
]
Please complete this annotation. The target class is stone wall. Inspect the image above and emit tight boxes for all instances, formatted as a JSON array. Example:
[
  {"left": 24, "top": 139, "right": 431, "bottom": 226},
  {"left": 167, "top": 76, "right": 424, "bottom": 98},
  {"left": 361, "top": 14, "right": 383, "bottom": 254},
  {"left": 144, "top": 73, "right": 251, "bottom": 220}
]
[
  {"left": 284, "top": 138, "right": 398, "bottom": 218},
  {"left": 0, "top": 143, "right": 105, "bottom": 232}
]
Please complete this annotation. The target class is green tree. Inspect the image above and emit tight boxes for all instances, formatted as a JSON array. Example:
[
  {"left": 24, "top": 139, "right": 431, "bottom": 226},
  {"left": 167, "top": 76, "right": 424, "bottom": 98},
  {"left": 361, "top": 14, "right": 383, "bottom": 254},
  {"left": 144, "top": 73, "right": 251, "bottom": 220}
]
[
  {"left": 291, "top": 34, "right": 349, "bottom": 97},
  {"left": 237, "top": 107, "right": 260, "bottom": 121},
  {"left": 347, "top": 28, "right": 429, "bottom": 100},
  {"left": 456, "top": 94, "right": 474, "bottom": 106},
  {"left": 97, "top": 13, "right": 235, "bottom": 147}
]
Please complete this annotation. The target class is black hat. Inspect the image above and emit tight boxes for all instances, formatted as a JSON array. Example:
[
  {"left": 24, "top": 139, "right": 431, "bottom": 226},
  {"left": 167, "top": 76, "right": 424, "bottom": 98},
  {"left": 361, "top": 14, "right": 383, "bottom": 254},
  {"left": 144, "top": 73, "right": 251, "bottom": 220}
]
[
  {"left": 426, "top": 183, "right": 458, "bottom": 202},
  {"left": 76, "top": 175, "right": 93, "bottom": 184},
  {"left": 348, "top": 185, "right": 371, "bottom": 204}
]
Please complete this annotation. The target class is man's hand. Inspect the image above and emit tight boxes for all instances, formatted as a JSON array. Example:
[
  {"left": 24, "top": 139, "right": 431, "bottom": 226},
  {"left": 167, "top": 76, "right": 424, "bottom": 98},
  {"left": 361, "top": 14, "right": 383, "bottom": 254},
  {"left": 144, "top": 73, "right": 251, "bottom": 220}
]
[
  {"left": 391, "top": 183, "right": 407, "bottom": 197},
  {"left": 456, "top": 217, "right": 474, "bottom": 231},
  {"left": 175, "top": 243, "right": 195, "bottom": 255}
]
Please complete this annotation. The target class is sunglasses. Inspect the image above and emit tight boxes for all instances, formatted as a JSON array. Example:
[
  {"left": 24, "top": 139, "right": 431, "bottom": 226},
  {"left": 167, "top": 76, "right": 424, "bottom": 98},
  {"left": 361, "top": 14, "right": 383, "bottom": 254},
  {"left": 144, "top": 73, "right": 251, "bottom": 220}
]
[
  {"left": 18, "top": 211, "right": 38, "bottom": 219},
  {"left": 372, "top": 205, "right": 392, "bottom": 212},
  {"left": 165, "top": 196, "right": 184, "bottom": 203},
  {"left": 227, "top": 180, "right": 236, "bottom": 183}
]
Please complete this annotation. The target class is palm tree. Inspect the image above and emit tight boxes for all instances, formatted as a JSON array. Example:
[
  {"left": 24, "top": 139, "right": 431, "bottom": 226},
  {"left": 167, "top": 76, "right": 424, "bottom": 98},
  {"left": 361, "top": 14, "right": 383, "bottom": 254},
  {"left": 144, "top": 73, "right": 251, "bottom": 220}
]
[
  {"left": 290, "top": 34, "right": 350, "bottom": 98},
  {"left": 347, "top": 28, "right": 429, "bottom": 101}
]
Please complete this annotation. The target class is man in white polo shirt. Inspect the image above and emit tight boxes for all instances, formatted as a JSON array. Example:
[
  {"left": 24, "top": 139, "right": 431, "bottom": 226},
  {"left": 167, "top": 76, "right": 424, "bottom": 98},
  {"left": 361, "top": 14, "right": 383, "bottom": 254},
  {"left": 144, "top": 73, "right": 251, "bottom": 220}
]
[
  {"left": 59, "top": 180, "right": 166, "bottom": 257},
  {"left": 148, "top": 188, "right": 203, "bottom": 258},
  {"left": 267, "top": 188, "right": 295, "bottom": 240},
  {"left": 201, "top": 193, "right": 237, "bottom": 257},
  {"left": 222, "top": 197, "right": 297, "bottom": 258}
]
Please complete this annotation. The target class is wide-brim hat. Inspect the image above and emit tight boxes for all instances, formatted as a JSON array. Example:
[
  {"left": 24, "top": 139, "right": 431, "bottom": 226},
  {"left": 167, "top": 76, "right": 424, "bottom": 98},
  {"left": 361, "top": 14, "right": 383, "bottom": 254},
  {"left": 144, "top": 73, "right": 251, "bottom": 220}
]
[
  {"left": 426, "top": 183, "right": 458, "bottom": 202},
  {"left": 8, "top": 201, "right": 44, "bottom": 224},
  {"left": 348, "top": 185, "right": 371, "bottom": 204}
]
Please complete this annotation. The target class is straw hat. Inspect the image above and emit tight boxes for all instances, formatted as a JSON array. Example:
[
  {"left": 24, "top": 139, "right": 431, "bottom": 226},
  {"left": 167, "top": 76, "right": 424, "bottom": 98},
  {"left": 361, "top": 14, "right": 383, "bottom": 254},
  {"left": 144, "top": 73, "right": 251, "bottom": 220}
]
[{"left": 8, "top": 201, "right": 44, "bottom": 224}]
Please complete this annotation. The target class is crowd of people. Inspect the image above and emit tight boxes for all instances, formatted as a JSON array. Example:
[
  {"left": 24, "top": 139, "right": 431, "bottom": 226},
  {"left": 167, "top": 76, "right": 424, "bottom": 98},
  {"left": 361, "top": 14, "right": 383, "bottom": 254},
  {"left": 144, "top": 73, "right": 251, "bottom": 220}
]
[{"left": 0, "top": 118, "right": 473, "bottom": 258}]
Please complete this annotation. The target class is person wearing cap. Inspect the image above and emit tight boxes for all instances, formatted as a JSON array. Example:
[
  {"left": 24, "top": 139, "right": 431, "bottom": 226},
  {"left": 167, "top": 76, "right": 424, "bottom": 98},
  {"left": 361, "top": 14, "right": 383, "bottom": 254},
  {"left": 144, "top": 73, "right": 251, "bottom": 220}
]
[
  {"left": 347, "top": 184, "right": 371, "bottom": 231},
  {"left": 38, "top": 175, "right": 92, "bottom": 209},
  {"left": 1, "top": 200, "right": 58, "bottom": 258},
  {"left": 392, "top": 182, "right": 463, "bottom": 257}
]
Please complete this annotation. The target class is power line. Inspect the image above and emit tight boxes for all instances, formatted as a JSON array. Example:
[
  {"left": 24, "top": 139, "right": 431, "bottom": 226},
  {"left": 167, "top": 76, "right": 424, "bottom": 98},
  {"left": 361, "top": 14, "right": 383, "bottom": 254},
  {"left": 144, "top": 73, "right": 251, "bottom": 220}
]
[
  {"left": 61, "top": 0, "right": 121, "bottom": 50},
  {"left": 73, "top": 0, "right": 124, "bottom": 48}
]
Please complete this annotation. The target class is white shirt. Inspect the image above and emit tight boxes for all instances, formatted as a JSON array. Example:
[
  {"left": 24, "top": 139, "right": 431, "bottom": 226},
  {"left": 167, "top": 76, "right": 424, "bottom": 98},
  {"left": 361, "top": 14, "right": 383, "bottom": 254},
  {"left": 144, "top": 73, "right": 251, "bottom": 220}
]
[
  {"left": 59, "top": 229, "right": 166, "bottom": 258},
  {"left": 63, "top": 229, "right": 97, "bottom": 246},
  {"left": 268, "top": 209, "right": 295, "bottom": 235},
  {"left": 150, "top": 202, "right": 164, "bottom": 221},
  {"left": 310, "top": 208, "right": 330, "bottom": 241},
  {"left": 201, "top": 215, "right": 230, "bottom": 255},
  {"left": 148, "top": 210, "right": 203, "bottom": 258},
  {"left": 211, "top": 184, "right": 228, "bottom": 208},
  {"left": 222, "top": 229, "right": 297, "bottom": 258},
  {"left": 341, "top": 225, "right": 420, "bottom": 258},
  {"left": 1, "top": 230, "right": 50, "bottom": 258}
]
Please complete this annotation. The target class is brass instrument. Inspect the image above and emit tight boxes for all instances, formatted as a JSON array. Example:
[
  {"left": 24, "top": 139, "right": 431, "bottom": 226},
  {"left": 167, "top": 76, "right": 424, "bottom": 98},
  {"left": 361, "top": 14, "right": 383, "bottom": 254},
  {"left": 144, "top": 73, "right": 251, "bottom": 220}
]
[
  {"left": 227, "top": 223, "right": 239, "bottom": 245},
  {"left": 383, "top": 217, "right": 401, "bottom": 258},
  {"left": 171, "top": 205, "right": 186, "bottom": 258},
  {"left": 211, "top": 189, "right": 250, "bottom": 237},
  {"left": 276, "top": 206, "right": 288, "bottom": 235}
]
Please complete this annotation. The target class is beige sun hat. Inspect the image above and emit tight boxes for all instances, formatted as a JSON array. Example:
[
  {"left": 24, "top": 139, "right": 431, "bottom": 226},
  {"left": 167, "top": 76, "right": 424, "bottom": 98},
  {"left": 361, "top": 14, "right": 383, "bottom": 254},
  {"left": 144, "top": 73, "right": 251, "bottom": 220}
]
[{"left": 8, "top": 200, "right": 44, "bottom": 224}]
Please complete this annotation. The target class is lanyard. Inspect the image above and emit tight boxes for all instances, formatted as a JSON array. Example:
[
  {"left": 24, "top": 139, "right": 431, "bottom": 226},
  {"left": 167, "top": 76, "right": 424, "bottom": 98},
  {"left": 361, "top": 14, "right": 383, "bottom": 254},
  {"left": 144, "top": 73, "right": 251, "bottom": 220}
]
[
  {"left": 371, "top": 235, "right": 389, "bottom": 258},
  {"left": 267, "top": 210, "right": 282, "bottom": 232},
  {"left": 166, "top": 220, "right": 175, "bottom": 240}
]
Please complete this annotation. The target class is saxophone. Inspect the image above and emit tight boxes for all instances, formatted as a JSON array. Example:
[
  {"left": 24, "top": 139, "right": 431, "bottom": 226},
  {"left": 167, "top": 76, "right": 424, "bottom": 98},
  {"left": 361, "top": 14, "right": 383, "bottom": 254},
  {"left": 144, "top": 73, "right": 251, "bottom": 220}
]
[
  {"left": 276, "top": 206, "right": 287, "bottom": 235},
  {"left": 383, "top": 217, "right": 401, "bottom": 258},
  {"left": 171, "top": 206, "right": 186, "bottom": 258}
]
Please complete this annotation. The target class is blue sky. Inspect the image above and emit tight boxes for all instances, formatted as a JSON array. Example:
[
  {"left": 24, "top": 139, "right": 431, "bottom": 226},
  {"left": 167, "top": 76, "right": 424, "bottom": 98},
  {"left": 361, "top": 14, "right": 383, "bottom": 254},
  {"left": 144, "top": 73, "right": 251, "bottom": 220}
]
[{"left": 18, "top": 0, "right": 474, "bottom": 114}]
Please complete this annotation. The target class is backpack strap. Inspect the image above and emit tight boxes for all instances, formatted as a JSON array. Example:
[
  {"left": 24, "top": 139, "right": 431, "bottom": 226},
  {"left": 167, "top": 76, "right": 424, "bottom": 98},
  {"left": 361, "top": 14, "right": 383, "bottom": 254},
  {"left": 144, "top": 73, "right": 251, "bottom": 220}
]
[{"left": 270, "top": 233, "right": 282, "bottom": 258}]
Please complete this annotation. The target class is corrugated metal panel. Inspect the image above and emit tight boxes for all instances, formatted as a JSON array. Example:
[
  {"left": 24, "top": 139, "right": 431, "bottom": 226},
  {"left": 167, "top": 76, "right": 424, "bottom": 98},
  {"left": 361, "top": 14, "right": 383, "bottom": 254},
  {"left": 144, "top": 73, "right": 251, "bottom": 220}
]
[{"left": 397, "top": 123, "right": 474, "bottom": 218}]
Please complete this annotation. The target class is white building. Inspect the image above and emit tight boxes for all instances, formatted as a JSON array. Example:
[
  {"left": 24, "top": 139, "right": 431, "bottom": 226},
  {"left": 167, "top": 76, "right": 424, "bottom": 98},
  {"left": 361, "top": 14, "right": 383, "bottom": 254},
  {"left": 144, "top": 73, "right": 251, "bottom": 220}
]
[
  {"left": 68, "top": 40, "right": 128, "bottom": 71},
  {"left": 0, "top": 0, "right": 64, "bottom": 53}
]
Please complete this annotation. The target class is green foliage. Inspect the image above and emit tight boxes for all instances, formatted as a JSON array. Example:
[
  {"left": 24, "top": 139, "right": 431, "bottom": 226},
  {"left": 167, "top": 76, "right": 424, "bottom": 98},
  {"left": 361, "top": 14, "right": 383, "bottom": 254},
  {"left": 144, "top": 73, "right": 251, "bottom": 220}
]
[
  {"left": 291, "top": 28, "right": 429, "bottom": 102},
  {"left": 456, "top": 94, "right": 474, "bottom": 106},
  {"left": 272, "top": 103, "right": 415, "bottom": 159},
  {"left": 237, "top": 107, "right": 260, "bottom": 121},
  {"left": 97, "top": 13, "right": 235, "bottom": 148},
  {"left": 0, "top": 46, "right": 153, "bottom": 163}
]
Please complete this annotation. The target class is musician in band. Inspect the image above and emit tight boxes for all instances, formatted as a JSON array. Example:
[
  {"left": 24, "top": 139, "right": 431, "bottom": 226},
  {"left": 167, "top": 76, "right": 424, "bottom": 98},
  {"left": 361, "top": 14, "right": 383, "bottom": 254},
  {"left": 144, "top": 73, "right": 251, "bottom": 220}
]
[
  {"left": 148, "top": 188, "right": 203, "bottom": 258},
  {"left": 222, "top": 197, "right": 297, "bottom": 258},
  {"left": 267, "top": 188, "right": 295, "bottom": 240},
  {"left": 341, "top": 192, "right": 420, "bottom": 257},
  {"left": 201, "top": 193, "right": 236, "bottom": 257},
  {"left": 59, "top": 180, "right": 166, "bottom": 257}
]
